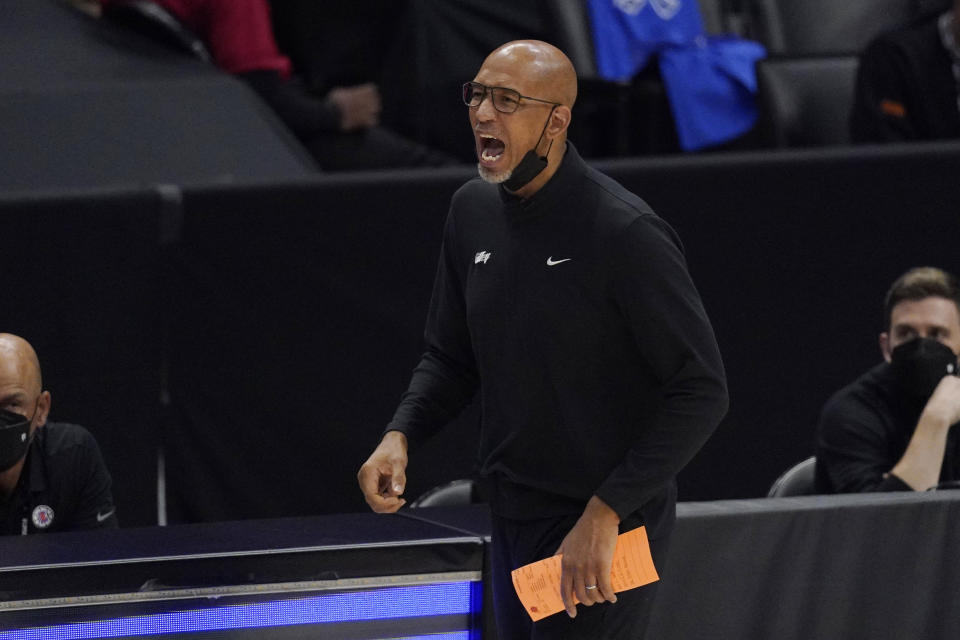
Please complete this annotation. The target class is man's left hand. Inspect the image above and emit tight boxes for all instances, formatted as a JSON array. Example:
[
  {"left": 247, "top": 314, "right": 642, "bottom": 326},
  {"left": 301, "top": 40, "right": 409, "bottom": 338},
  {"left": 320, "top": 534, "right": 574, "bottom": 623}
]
[{"left": 554, "top": 495, "right": 621, "bottom": 618}]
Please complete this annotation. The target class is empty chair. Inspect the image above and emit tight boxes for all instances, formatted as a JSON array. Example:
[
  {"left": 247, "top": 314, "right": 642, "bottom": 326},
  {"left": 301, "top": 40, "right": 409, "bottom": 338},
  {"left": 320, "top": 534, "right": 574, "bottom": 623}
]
[
  {"left": 768, "top": 457, "right": 817, "bottom": 497},
  {"left": 756, "top": 56, "right": 859, "bottom": 147},
  {"left": 698, "top": 0, "right": 728, "bottom": 35},
  {"left": 748, "top": 0, "right": 915, "bottom": 55}
]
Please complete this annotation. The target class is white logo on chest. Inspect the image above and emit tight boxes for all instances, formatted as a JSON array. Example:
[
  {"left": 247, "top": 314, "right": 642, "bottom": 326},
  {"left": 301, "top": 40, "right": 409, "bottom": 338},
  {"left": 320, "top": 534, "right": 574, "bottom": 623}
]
[
  {"left": 96, "top": 507, "right": 116, "bottom": 523},
  {"left": 475, "top": 251, "right": 491, "bottom": 264},
  {"left": 546, "top": 257, "right": 572, "bottom": 266}
]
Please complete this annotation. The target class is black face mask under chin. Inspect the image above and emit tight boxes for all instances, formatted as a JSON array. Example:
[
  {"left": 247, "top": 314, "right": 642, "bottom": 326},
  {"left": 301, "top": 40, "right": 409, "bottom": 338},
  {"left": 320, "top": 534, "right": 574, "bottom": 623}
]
[
  {"left": 502, "top": 106, "right": 557, "bottom": 192},
  {"left": 0, "top": 408, "right": 32, "bottom": 473},
  {"left": 889, "top": 337, "right": 959, "bottom": 402}
]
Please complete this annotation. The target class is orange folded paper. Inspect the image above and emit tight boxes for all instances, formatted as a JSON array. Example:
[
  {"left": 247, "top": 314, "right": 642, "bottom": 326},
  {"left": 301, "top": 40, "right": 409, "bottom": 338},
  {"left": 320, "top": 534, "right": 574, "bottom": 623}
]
[{"left": 511, "top": 525, "right": 659, "bottom": 622}]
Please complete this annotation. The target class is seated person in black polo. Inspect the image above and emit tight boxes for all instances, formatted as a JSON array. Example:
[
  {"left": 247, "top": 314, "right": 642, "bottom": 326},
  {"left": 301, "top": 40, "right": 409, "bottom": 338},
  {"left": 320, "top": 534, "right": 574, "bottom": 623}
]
[
  {"left": 850, "top": 0, "right": 960, "bottom": 142},
  {"left": 0, "top": 333, "right": 117, "bottom": 534},
  {"left": 816, "top": 267, "right": 960, "bottom": 492}
]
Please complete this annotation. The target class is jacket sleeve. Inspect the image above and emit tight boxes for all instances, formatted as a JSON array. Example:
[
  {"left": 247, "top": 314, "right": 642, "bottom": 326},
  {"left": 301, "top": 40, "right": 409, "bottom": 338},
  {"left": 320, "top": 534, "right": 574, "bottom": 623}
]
[
  {"left": 815, "top": 392, "right": 913, "bottom": 493},
  {"left": 239, "top": 70, "right": 343, "bottom": 136},
  {"left": 385, "top": 207, "right": 479, "bottom": 445},
  {"left": 65, "top": 428, "right": 118, "bottom": 530},
  {"left": 595, "top": 215, "right": 728, "bottom": 520}
]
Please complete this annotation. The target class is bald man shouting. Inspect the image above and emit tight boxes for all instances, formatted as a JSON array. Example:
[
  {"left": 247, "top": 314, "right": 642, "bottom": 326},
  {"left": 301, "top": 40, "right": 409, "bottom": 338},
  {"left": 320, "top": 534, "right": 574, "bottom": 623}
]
[
  {"left": 0, "top": 334, "right": 117, "bottom": 535},
  {"left": 358, "top": 41, "right": 727, "bottom": 638}
]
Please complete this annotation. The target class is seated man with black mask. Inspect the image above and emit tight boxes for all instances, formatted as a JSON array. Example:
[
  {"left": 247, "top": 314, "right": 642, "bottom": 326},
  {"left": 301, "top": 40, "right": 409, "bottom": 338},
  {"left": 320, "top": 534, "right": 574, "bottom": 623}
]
[
  {"left": 816, "top": 267, "right": 960, "bottom": 493},
  {"left": 0, "top": 333, "right": 117, "bottom": 534}
]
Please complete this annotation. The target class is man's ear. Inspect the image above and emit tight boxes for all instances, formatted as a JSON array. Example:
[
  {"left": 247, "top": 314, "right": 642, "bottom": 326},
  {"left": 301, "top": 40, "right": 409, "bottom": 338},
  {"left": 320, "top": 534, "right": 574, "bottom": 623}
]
[
  {"left": 548, "top": 105, "right": 572, "bottom": 138},
  {"left": 35, "top": 391, "right": 51, "bottom": 429},
  {"left": 879, "top": 332, "right": 892, "bottom": 363}
]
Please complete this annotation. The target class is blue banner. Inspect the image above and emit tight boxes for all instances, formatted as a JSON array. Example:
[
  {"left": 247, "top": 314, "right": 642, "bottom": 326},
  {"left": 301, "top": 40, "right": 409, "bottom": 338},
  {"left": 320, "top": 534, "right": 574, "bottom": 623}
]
[
  {"left": 588, "top": 0, "right": 705, "bottom": 81},
  {"left": 660, "top": 36, "right": 767, "bottom": 150},
  {"left": 587, "top": 0, "right": 766, "bottom": 150}
]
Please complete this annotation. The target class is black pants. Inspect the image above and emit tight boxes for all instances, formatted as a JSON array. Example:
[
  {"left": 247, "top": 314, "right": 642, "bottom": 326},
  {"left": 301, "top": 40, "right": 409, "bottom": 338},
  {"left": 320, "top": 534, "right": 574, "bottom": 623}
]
[{"left": 490, "top": 511, "right": 670, "bottom": 639}]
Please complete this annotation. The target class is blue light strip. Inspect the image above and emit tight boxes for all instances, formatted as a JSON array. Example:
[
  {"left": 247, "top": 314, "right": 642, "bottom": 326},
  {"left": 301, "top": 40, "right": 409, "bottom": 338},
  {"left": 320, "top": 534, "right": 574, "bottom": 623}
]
[
  {"left": 394, "top": 635, "right": 471, "bottom": 640},
  {"left": 0, "top": 582, "right": 475, "bottom": 640}
]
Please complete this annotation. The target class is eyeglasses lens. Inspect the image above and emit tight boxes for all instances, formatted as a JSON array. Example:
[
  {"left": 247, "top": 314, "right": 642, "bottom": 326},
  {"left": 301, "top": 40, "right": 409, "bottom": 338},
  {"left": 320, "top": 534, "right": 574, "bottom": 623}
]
[{"left": 462, "top": 83, "right": 521, "bottom": 113}]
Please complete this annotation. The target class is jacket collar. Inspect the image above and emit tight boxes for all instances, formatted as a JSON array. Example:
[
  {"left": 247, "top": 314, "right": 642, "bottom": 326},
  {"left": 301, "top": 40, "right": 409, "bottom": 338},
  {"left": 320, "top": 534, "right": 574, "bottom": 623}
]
[{"left": 498, "top": 142, "right": 588, "bottom": 223}]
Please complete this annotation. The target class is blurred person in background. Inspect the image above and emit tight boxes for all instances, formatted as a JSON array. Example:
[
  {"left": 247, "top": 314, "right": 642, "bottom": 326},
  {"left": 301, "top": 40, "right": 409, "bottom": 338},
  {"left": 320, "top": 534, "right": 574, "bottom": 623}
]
[
  {"left": 97, "top": 0, "right": 457, "bottom": 170},
  {"left": 816, "top": 267, "right": 960, "bottom": 492},
  {"left": 851, "top": 0, "right": 960, "bottom": 142}
]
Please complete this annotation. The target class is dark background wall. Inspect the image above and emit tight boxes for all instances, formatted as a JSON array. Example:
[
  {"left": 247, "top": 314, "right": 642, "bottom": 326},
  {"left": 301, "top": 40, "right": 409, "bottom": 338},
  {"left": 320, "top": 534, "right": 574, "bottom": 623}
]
[
  {"left": 601, "top": 144, "right": 960, "bottom": 498},
  {"left": 163, "top": 144, "right": 960, "bottom": 519},
  {"left": 5, "top": 144, "right": 958, "bottom": 526},
  {"left": 163, "top": 170, "right": 470, "bottom": 522},
  {"left": 0, "top": 189, "right": 164, "bottom": 528}
]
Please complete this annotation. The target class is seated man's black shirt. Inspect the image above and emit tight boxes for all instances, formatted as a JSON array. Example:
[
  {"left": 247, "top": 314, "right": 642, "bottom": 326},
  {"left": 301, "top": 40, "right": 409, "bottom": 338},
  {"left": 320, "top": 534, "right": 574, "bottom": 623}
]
[
  {"left": 0, "top": 423, "right": 117, "bottom": 535},
  {"left": 815, "top": 363, "right": 960, "bottom": 493}
]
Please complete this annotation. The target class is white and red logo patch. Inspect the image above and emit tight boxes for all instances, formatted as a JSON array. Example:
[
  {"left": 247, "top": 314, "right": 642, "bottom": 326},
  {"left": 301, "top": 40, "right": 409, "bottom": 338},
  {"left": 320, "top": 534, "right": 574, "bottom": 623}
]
[{"left": 31, "top": 505, "right": 54, "bottom": 529}]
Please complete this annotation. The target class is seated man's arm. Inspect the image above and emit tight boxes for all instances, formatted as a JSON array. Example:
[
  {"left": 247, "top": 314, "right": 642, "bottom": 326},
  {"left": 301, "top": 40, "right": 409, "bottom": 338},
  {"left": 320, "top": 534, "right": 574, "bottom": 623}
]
[
  {"left": 817, "top": 391, "right": 912, "bottom": 493},
  {"left": 817, "top": 376, "right": 960, "bottom": 492},
  {"left": 889, "top": 376, "right": 960, "bottom": 490}
]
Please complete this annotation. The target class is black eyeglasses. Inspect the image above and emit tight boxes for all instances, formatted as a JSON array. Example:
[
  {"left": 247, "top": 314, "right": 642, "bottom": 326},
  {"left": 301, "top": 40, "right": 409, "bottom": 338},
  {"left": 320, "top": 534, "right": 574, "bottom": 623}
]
[{"left": 462, "top": 81, "right": 560, "bottom": 114}]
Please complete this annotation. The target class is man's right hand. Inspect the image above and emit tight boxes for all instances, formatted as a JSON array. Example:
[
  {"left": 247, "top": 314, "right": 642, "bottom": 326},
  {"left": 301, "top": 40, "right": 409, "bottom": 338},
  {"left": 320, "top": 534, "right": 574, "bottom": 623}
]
[
  {"left": 890, "top": 375, "right": 960, "bottom": 490},
  {"left": 327, "top": 83, "right": 381, "bottom": 132},
  {"left": 357, "top": 430, "right": 408, "bottom": 513},
  {"left": 924, "top": 375, "right": 960, "bottom": 427}
]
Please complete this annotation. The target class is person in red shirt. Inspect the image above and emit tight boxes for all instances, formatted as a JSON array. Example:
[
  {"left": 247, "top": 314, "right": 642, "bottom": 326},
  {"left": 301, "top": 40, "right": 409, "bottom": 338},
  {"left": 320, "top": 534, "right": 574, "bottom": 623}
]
[{"left": 99, "top": 0, "right": 455, "bottom": 170}]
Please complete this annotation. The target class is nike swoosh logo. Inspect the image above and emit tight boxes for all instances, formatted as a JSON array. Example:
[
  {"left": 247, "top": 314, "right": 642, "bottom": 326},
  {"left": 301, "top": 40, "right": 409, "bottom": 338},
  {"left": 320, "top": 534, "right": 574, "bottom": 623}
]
[
  {"left": 96, "top": 508, "right": 115, "bottom": 523},
  {"left": 546, "top": 257, "right": 572, "bottom": 266}
]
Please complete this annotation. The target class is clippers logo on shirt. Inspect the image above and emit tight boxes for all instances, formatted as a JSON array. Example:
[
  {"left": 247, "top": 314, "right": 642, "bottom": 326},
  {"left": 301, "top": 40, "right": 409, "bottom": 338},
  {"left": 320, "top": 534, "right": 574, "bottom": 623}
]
[{"left": 31, "top": 505, "right": 54, "bottom": 529}]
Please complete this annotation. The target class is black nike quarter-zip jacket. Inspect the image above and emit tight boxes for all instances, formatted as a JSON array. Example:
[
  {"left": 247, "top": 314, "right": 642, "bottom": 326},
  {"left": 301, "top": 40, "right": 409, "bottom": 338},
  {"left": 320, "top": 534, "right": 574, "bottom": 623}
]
[{"left": 387, "top": 143, "right": 727, "bottom": 537}]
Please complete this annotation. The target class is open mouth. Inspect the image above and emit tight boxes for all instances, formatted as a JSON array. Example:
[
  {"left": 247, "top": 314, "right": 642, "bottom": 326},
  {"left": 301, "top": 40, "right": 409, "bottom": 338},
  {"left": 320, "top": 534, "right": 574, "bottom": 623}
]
[{"left": 479, "top": 134, "right": 505, "bottom": 164}]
